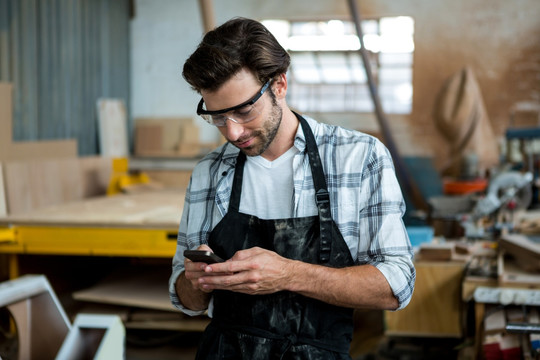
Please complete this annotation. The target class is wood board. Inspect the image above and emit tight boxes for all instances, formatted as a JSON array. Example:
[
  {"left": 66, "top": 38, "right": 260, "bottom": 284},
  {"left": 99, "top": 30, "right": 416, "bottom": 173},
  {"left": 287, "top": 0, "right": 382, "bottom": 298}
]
[
  {"left": 2, "top": 156, "right": 112, "bottom": 215},
  {"left": 498, "top": 250, "right": 540, "bottom": 287},
  {"left": 0, "top": 164, "right": 6, "bottom": 217},
  {"left": 145, "top": 170, "right": 192, "bottom": 189},
  {"left": 134, "top": 117, "right": 202, "bottom": 158},
  {"left": 7, "top": 140, "right": 78, "bottom": 161},
  {"left": 96, "top": 99, "right": 129, "bottom": 158},
  {"left": 0, "top": 83, "right": 14, "bottom": 157},
  {"left": 385, "top": 261, "right": 465, "bottom": 337},
  {"left": 75, "top": 303, "right": 209, "bottom": 332},
  {"left": 79, "top": 156, "right": 113, "bottom": 198},
  {"left": 499, "top": 234, "right": 540, "bottom": 272},
  {"left": 73, "top": 265, "right": 176, "bottom": 312},
  {"left": 0, "top": 189, "right": 184, "bottom": 228}
]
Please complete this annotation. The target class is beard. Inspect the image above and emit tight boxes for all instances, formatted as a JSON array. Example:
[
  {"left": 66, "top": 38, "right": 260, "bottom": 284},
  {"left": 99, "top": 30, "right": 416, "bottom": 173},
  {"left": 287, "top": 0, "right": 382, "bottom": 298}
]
[{"left": 233, "top": 97, "right": 283, "bottom": 157}]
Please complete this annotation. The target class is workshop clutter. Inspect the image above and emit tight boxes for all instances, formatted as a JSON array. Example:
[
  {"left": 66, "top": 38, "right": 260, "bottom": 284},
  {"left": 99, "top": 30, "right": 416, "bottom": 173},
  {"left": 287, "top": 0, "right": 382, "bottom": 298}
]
[{"left": 483, "top": 306, "right": 539, "bottom": 360}]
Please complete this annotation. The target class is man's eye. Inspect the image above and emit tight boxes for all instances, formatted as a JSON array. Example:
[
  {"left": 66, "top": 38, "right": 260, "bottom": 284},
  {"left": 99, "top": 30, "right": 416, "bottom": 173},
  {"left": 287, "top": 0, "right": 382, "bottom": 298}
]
[
  {"left": 211, "top": 115, "right": 227, "bottom": 122},
  {"left": 235, "top": 107, "right": 253, "bottom": 116}
]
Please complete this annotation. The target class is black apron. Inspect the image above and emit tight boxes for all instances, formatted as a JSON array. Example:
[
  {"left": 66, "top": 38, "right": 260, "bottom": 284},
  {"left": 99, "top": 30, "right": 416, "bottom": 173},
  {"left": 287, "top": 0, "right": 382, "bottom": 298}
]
[{"left": 196, "top": 114, "right": 355, "bottom": 360}]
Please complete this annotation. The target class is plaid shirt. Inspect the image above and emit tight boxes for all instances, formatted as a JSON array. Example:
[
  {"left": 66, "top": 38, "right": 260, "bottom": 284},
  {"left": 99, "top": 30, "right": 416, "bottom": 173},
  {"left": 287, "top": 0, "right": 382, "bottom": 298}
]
[{"left": 170, "top": 116, "right": 415, "bottom": 315}]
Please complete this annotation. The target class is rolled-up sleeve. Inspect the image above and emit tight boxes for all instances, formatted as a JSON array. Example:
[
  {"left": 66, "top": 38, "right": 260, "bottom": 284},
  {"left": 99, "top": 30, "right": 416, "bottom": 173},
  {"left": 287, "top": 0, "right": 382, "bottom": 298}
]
[
  {"left": 356, "top": 141, "right": 415, "bottom": 310},
  {"left": 169, "top": 146, "right": 236, "bottom": 316},
  {"left": 168, "top": 182, "right": 208, "bottom": 316}
]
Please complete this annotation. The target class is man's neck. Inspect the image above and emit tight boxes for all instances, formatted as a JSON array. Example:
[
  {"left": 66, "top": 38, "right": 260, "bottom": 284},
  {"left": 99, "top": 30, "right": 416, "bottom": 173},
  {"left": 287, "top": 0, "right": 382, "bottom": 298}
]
[{"left": 260, "top": 107, "right": 299, "bottom": 161}]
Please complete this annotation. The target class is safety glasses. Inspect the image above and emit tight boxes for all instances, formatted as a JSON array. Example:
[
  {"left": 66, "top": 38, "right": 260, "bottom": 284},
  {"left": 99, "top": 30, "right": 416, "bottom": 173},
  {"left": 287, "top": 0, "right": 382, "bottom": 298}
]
[{"left": 196, "top": 80, "right": 271, "bottom": 127}]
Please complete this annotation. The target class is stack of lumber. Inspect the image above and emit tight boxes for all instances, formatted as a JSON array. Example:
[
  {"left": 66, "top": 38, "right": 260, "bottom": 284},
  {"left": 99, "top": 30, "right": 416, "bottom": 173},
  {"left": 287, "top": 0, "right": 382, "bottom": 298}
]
[
  {"left": 0, "top": 82, "right": 115, "bottom": 216},
  {"left": 498, "top": 234, "right": 540, "bottom": 286}
]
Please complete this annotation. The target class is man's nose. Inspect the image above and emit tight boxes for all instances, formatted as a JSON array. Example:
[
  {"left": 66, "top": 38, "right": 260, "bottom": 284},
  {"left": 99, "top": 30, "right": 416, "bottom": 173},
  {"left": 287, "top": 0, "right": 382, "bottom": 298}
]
[{"left": 223, "top": 118, "right": 244, "bottom": 141}]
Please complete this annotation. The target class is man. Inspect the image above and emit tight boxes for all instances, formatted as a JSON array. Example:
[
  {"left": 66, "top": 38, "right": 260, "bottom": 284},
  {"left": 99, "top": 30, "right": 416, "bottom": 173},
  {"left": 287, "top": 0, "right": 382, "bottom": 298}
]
[{"left": 169, "top": 17, "right": 415, "bottom": 359}]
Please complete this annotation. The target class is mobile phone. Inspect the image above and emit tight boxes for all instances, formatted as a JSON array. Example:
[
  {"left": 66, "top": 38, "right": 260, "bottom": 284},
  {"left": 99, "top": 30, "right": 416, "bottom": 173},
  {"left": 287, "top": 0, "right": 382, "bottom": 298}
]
[{"left": 184, "top": 250, "right": 224, "bottom": 264}]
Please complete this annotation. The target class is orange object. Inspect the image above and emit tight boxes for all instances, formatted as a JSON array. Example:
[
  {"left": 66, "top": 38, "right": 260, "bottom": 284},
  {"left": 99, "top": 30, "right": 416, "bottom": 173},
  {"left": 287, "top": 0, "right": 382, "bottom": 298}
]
[{"left": 443, "top": 178, "right": 488, "bottom": 195}]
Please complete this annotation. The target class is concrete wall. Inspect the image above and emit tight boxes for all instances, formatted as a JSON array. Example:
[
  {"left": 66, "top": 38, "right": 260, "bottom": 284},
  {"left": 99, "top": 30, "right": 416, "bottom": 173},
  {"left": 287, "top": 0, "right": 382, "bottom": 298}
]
[{"left": 130, "top": 0, "right": 540, "bottom": 160}]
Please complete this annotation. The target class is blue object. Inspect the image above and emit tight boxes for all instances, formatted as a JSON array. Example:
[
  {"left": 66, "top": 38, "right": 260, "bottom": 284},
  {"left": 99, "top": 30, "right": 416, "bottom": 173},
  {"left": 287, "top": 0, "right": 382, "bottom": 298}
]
[
  {"left": 401, "top": 157, "right": 443, "bottom": 226},
  {"left": 505, "top": 127, "right": 540, "bottom": 140},
  {"left": 406, "top": 226, "right": 434, "bottom": 247}
]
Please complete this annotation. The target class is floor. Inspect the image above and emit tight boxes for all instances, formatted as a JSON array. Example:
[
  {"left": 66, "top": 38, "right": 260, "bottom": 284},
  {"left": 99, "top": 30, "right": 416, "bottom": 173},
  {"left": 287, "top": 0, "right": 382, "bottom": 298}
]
[
  {"left": 122, "top": 311, "right": 470, "bottom": 360},
  {"left": 123, "top": 331, "right": 468, "bottom": 360},
  {"left": 125, "top": 330, "right": 199, "bottom": 360}
]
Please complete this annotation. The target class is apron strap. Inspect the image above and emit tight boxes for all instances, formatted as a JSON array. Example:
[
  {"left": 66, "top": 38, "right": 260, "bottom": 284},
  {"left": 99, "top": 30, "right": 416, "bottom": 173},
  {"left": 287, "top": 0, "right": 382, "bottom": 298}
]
[
  {"left": 229, "top": 150, "right": 246, "bottom": 213},
  {"left": 297, "top": 114, "right": 332, "bottom": 263}
]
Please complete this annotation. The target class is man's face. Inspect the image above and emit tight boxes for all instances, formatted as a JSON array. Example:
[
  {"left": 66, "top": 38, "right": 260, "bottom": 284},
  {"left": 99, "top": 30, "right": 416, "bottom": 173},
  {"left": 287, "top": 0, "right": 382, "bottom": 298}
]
[{"left": 200, "top": 69, "right": 283, "bottom": 157}]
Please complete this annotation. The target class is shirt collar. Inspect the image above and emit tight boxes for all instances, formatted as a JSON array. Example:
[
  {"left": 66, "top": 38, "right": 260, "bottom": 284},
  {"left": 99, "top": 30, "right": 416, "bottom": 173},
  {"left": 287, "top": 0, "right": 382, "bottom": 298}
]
[
  {"left": 219, "top": 143, "right": 240, "bottom": 168},
  {"left": 293, "top": 113, "right": 318, "bottom": 154}
]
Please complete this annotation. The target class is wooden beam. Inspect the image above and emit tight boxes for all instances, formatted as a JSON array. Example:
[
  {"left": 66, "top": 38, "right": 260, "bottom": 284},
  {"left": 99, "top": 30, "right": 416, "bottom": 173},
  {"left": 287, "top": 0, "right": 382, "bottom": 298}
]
[
  {"left": 198, "top": 0, "right": 215, "bottom": 33},
  {"left": 346, "top": 0, "right": 429, "bottom": 212}
]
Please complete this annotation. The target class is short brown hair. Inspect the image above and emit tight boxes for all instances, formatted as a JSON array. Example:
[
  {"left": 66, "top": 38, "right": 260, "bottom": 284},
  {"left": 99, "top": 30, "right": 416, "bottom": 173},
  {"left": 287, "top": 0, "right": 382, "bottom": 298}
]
[{"left": 183, "top": 17, "right": 290, "bottom": 93}]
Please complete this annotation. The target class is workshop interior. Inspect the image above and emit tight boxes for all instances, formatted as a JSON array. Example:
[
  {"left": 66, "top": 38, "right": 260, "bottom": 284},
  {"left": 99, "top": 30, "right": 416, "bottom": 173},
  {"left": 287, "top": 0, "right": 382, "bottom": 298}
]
[{"left": 1, "top": 0, "right": 539, "bottom": 359}]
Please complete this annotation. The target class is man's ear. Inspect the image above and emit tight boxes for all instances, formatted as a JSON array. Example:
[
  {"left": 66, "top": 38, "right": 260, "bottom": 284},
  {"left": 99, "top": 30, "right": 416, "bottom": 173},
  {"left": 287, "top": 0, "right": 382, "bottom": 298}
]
[{"left": 272, "top": 73, "right": 288, "bottom": 100}]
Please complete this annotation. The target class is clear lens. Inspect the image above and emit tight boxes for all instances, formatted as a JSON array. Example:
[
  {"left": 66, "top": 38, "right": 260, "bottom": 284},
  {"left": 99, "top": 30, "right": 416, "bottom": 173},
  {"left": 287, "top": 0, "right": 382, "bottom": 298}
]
[{"left": 200, "top": 102, "right": 263, "bottom": 127}]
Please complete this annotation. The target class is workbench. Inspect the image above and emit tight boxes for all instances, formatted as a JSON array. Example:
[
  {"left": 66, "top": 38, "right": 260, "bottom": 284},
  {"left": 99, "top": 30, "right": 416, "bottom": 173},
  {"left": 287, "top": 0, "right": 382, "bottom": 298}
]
[
  {"left": 0, "top": 189, "right": 184, "bottom": 278},
  {"left": 0, "top": 188, "right": 218, "bottom": 335}
]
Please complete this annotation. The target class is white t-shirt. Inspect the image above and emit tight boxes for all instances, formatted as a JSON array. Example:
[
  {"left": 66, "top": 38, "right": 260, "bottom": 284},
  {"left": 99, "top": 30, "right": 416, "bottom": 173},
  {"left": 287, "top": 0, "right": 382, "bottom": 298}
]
[{"left": 240, "top": 146, "right": 299, "bottom": 219}]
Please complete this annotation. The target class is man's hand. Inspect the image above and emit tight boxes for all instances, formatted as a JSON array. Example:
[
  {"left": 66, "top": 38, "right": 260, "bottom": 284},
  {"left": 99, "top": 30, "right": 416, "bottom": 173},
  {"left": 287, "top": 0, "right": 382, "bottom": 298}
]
[
  {"left": 198, "top": 247, "right": 294, "bottom": 295},
  {"left": 184, "top": 245, "right": 224, "bottom": 293},
  {"left": 187, "top": 246, "right": 399, "bottom": 310},
  {"left": 176, "top": 244, "right": 222, "bottom": 311}
]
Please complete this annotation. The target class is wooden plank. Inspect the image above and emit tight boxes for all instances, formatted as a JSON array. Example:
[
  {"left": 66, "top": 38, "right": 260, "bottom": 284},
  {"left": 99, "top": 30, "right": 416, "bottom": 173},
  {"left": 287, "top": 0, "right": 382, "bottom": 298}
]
[
  {"left": 79, "top": 156, "right": 113, "bottom": 198},
  {"left": 96, "top": 99, "right": 129, "bottom": 157},
  {"left": 0, "top": 83, "right": 13, "bottom": 159},
  {"left": 498, "top": 250, "right": 540, "bottom": 287},
  {"left": 418, "top": 243, "right": 454, "bottom": 261},
  {"left": 3, "top": 161, "right": 33, "bottom": 214},
  {"left": 385, "top": 261, "right": 465, "bottom": 337},
  {"left": 0, "top": 189, "right": 184, "bottom": 228},
  {"left": 2, "top": 156, "right": 112, "bottom": 215},
  {"left": 0, "top": 163, "right": 6, "bottom": 217},
  {"left": 73, "top": 265, "right": 176, "bottom": 312},
  {"left": 73, "top": 303, "right": 208, "bottom": 331},
  {"left": 145, "top": 170, "right": 192, "bottom": 188},
  {"left": 198, "top": 0, "right": 215, "bottom": 32},
  {"left": 134, "top": 117, "right": 200, "bottom": 157},
  {"left": 134, "top": 124, "right": 163, "bottom": 156},
  {"left": 3, "top": 158, "right": 84, "bottom": 215},
  {"left": 7, "top": 140, "right": 77, "bottom": 161},
  {"left": 135, "top": 118, "right": 186, "bottom": 152},
  {"left": 499, "top": 234, "right": 540, "bottom": 272}
]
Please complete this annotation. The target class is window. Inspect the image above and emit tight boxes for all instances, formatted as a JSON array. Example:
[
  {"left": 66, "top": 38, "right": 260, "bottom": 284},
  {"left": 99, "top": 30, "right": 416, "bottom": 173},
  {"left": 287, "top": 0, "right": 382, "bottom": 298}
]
[{"left": 262, "top": 17, "right": 414, "bottom": 114}]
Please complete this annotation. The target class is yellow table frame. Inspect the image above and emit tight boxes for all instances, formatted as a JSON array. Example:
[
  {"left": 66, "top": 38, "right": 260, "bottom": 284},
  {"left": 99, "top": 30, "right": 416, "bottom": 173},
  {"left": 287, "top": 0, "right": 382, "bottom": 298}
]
[{"left": 0, "top": 225, "right": 178, "bottom": 278}]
